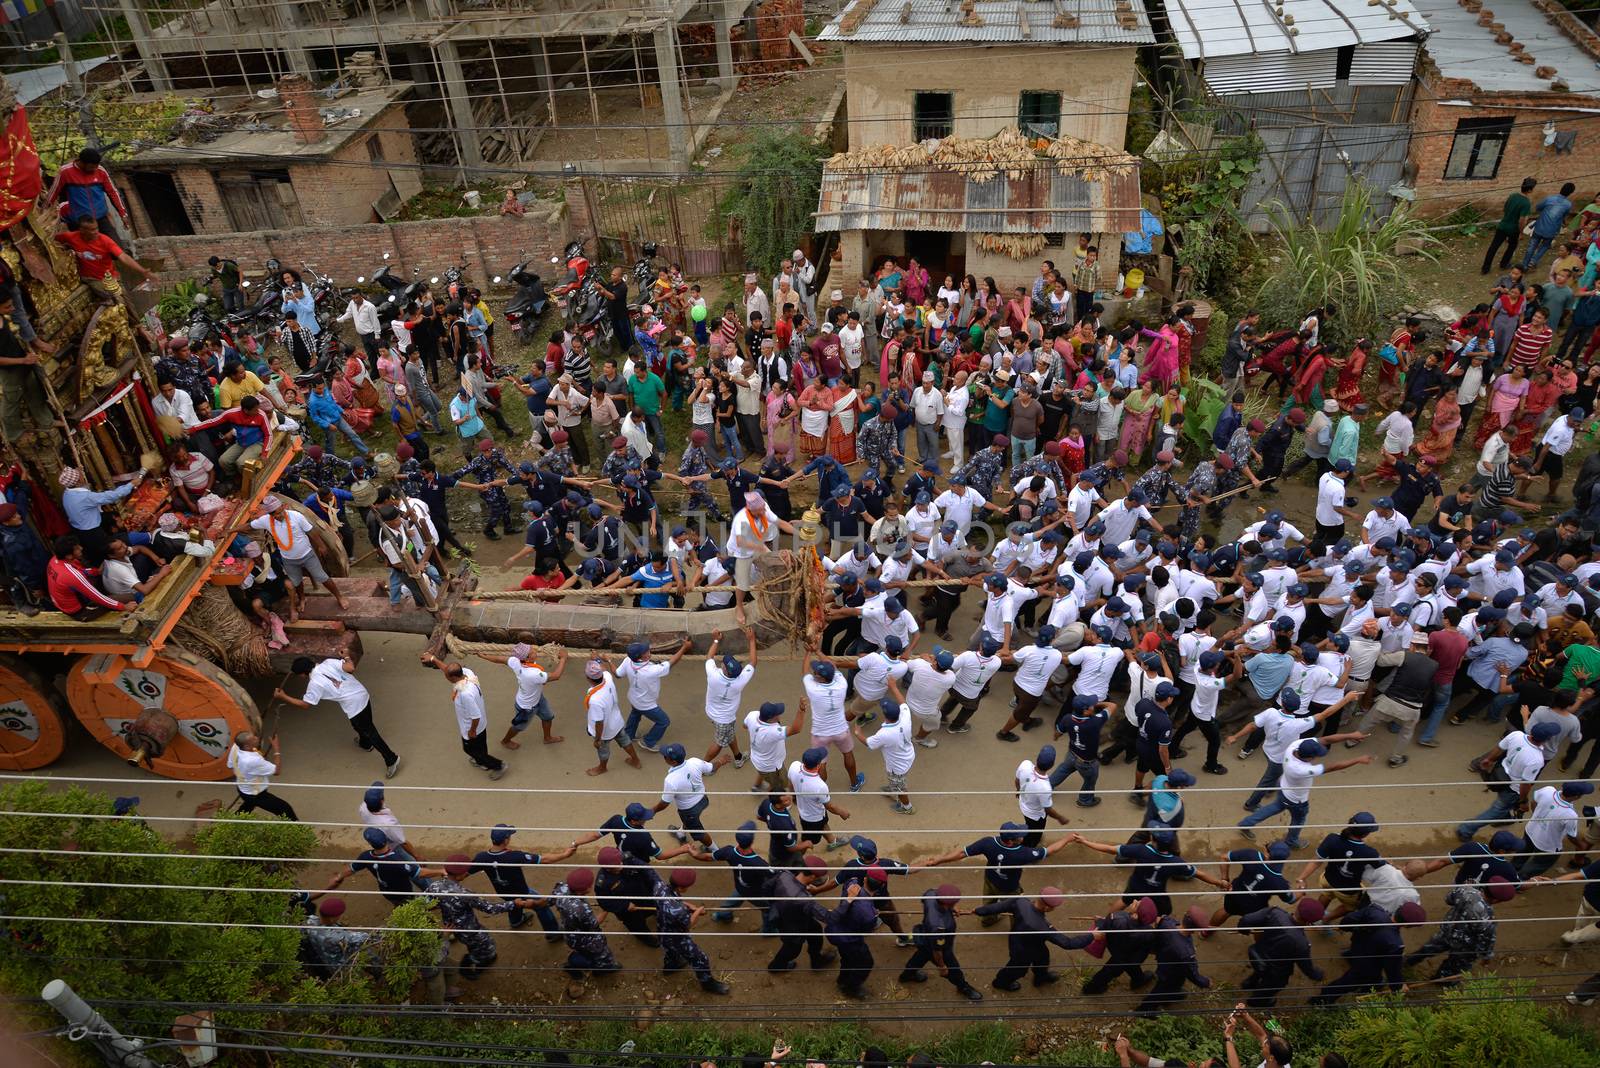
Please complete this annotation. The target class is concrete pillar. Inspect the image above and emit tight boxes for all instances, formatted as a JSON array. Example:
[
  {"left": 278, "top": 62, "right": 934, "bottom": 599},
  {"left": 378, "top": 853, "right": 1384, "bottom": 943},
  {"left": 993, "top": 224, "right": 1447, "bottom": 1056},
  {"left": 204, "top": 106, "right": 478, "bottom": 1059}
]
[
  {"left": 274, "top": 0, "right": 317, "bottom": 78},
  {"left": 423, "top": 0, "right": 484, "bottom": 175},
  {"left": 714, "top": 0, "right": 737, "bottom": 89},
  {"left": 652, "top": 25, "right": 690, "bottom": 171},
  {"left": 116, "top": 0, "right": 172, "bottom": 92}
]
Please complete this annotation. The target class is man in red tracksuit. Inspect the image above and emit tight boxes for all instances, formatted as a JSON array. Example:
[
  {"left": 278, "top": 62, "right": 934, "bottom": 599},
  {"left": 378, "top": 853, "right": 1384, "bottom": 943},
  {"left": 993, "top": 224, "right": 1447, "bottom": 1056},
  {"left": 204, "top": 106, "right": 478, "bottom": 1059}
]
[{"left": 45, "top": 148, "right": 128, "bottom": 232}]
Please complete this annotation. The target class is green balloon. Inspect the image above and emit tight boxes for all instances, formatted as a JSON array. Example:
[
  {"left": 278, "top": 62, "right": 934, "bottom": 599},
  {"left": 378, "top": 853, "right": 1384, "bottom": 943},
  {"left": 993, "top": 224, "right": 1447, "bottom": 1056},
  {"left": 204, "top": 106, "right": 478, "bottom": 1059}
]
[{"left": 690, "top": 304, "right": 707, "bottom": 322}]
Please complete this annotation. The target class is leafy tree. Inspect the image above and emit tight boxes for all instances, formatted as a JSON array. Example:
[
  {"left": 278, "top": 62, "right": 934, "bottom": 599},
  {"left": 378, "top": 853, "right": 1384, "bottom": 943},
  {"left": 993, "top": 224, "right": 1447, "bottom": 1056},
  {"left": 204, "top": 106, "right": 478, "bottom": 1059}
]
[{"left": 719, "top": 128, "right": 826, "bottom": 277}]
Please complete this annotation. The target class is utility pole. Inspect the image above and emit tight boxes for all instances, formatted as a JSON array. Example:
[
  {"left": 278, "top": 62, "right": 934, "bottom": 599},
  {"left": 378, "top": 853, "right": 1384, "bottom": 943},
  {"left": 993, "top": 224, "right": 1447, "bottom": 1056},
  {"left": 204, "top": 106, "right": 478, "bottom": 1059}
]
[
  {"left": 41, "top": 979, "right": 156, "bottom": 1068},
  {"left": 53, "top": 32, "right": 101, "bottom": 150}
]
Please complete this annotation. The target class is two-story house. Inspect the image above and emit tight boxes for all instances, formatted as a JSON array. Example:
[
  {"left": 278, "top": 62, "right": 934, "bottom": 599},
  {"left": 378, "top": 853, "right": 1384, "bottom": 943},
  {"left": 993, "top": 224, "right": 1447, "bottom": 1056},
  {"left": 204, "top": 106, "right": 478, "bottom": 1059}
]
[{"left": 815, "top": 0, "right": 1150, "bottom": 291}]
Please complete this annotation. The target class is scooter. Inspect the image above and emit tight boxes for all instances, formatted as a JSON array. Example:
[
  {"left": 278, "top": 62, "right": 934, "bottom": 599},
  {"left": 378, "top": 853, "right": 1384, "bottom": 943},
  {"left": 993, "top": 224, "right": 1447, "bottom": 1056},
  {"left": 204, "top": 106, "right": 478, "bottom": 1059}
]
[
  {"left": 550, "top": 239, "right": 613, "bottom": 350},
  {"left": 498, "top": 254, "right": 548, "bottom": 342},
  {"left": 630, "top": 241, "right": 659, "bottom": 305}
]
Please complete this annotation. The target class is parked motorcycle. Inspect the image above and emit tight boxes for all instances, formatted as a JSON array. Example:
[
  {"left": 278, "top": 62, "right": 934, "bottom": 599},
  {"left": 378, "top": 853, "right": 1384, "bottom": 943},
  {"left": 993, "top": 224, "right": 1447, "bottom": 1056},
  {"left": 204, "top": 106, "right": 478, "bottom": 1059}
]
[
  {"left": 550, "top": 238, "right": 613, "bottom": 351},
  {"left": 629, "top": 241, "right": 659, "bottom": 307},
  {"left": 498, "top": 254, "right": 548, "bottom": 342}
]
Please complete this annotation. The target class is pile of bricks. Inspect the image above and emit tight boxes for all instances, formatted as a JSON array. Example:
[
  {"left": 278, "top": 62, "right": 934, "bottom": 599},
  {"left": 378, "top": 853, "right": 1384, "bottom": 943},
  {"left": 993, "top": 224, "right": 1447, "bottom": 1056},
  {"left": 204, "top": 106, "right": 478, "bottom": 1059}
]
[{"left": 679, "top": 0, "right": 809, "bottom": 78}]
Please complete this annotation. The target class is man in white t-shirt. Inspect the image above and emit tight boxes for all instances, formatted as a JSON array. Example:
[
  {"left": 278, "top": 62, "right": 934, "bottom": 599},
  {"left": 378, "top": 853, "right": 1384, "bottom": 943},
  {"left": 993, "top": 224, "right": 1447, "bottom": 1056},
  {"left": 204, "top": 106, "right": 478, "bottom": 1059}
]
[
  {"left": 744, "top": 699, "right": 807, "bottom": 793},
  {"left": 651, "top": 742, "right": 732, "bottom": 849},
  {"left": 357, "top": 781, "right": 415, "bottom": 857},
  {"left": 227, "top": 730, "right": 296, "bottom": 820},
  {"left": 942, "top": 636, "right": 1004, "bottom": 734},
  {"left": 704, "top": 635, "right": 757, "bottom": 766},
  {"left": 420, "top": 653, "right": 507, "bottom": 780},
  {"left": 1067, "top": 626, "right": 1123, "bottom": 701},
  {"left": 803, "top": 659, "right": 863, "bottom": 791},
  {"left": 1516, "top": 780, "right": 1589, "bottom": 879},
  {"left": 726, "top": 493, "right": 792, "bottom": 621},
  {"left": 855, "top": 690, "right": 919, "bottom": 814},
  {"left": 616, "top": 638, "right": 692, "bottom": 753},
  {"left": 1015, "top": 744, "right": 1070, "bottom": 845},
  {"left": 1238, "top": 736, "right": 1371, "bottom": 850},
  {"left": 788, "top": 746, "right": 851, "bottom": 849},
  {"left": 847, "top": 636, "right": 910, "bottom": 741},
  {"left": 276, "top": 653, "right": 399, "bottom": 778},
  {"left": 577, "top": 656, "right": 642, "bottom": 777},
  {"left": 902, "top": 650, "right": 958, "bottom": 748},
  {"left": 492, "top": 642, "right": 567, "bottom": 749},
  {"left": 1224, "top": 689, "right": 1359, "bottom": 811},
  {"left": 995, "top": 625, "right": 1064, "bottom": 741},
  {"left": 250, "top": 494, "right": 348, "bottom": 612}
]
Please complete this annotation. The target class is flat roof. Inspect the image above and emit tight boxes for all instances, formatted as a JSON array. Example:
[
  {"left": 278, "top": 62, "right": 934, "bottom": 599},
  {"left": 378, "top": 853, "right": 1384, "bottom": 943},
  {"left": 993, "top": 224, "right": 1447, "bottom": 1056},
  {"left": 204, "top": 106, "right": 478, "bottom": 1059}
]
[
  {"left": 819, "top": 0, "right": 1154, "bottom": 46},
  {"left": 124, "top": 83, "right": 413, "bottom": 165},
  {"left": 1163, "top": 0, "right": 1425, "bottom": 61},
  {"left": 1412, "top": 0, "right": 1600, "bottom": 95}
]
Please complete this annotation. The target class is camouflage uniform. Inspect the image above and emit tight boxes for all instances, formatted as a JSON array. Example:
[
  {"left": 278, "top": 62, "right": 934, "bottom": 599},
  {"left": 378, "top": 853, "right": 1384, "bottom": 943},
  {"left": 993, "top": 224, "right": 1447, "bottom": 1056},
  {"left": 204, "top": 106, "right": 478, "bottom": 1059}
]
[
  {"left": 395, "top": 456, "right": 425, "bottom": 497},
  {"left": 655, "top": 883, "right": 715, "bottom": 983},
  {"left": 856, "top": 417, "right": 899, "bottom": 481},
  {"left": 284, "top": 453, "right": 354, "bottom": 491},
  {"left": 451, "top": 445, "right": 518, "bottom": 534},
  {"left": 538, "top": 445, "right": 576, "bottom": 479},
  {"left": 1210, "top": 427, "right": 1254, "bottom": 519},
  {"left": 677, "top": 445, "right": 726, "bottom": 523},
  {"left": 601, "top": 446, "right": 644, "bottom": 484},
  {"left": 1130, "top": 465, "right": 1175, "bottom": 507},
  {"left": 552, "top": 881, "right": 619, "bottom": 976},
  {"left": 422, "top": 875, "right": 516, "bottom": 970},
  {"left": 956, "top": 446, "right": 1006, "bottom": 500},
  {"left": 1008, "top": 454, "right": 1058, "bottom": 490},
  {"left": 1179, "top": 463, "right": 1218, "bottom": 541}
]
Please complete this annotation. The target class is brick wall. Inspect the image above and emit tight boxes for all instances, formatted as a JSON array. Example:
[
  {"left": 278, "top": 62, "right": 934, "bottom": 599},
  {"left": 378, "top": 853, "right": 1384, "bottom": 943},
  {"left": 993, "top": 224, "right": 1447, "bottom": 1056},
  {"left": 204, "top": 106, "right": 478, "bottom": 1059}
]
[
  {"left": 1408, "top": 65, "right": 1600, "bottom": 213},
  {"left": 133, "top": 207, "right": 570, "bottom": 288}
]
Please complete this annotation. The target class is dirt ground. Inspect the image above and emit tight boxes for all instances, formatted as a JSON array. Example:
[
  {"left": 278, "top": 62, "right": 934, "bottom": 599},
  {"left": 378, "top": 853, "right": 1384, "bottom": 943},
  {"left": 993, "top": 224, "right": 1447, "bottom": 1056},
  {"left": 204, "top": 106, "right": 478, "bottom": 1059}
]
[{"left": 37, "top": 468, "right": 1600, "bottom": 1025}]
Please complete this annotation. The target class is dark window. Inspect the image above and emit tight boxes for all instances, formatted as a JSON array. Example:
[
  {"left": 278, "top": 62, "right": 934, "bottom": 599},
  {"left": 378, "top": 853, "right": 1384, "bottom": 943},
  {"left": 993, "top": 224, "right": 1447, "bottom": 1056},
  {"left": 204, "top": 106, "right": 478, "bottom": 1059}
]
[
  {"left": 1443, "top": 118, "right": 1513, "bottom": 181},
  {"left": 367, "top": 135, "right": 385, "bottom": 162},
  {"left": 1018, "top": 91, "right": 1062, "bottom": 137},
  {"left": 913, "top": 91, "right": 954, "bottom": 141}
]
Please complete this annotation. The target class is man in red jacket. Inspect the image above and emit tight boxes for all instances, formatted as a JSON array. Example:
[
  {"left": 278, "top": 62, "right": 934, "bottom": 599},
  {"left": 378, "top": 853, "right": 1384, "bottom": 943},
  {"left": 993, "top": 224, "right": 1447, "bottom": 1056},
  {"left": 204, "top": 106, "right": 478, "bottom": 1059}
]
[{"left": 44, "top": 147, "right": 128, "bottom": 231}]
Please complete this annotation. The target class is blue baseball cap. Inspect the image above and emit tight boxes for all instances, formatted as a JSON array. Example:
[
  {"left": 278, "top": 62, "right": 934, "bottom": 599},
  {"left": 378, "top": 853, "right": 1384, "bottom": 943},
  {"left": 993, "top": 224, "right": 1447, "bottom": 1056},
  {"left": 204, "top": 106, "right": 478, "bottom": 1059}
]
[
  {"left": 811, "top": 659, "right": 837, "bottom": 681},
  {"left": 627, "top": 640, "right": 650, "bottom": 661},
  {"left": 1035, "top": 744, "right": 1057, "bottom": 771},
  {"left": 490, "top": 823, "right": 516, "bottom": 844},
  {"left": 660, "top": 743, "right": 687, "bottom": 762},
  {"left": 801, "top": 747, "right": 827, "bottom": 767},
  {"left": 362, "top": 827, "right": 389, "bottom": 848},
  {"left": 1297, "top": 739, "right": 1328, "bottom": 758},
  {"left": 1155, "top": 681, "right": 1179, "bottom": 699},
  {"left": 759, "top": 701, "right": 785, "bottom": 722},
  {"left": 625, "top": 802, "right": 654, "bottom": 823},
  {"left": 850, "top": 835, "right": 878, "bottom": 858},
  {"left": 1279, "top": 689, "right": 1302, "bottom": 711},
  {"left": 1071, "top": 694, "right": 1099, "bottom": 711}
]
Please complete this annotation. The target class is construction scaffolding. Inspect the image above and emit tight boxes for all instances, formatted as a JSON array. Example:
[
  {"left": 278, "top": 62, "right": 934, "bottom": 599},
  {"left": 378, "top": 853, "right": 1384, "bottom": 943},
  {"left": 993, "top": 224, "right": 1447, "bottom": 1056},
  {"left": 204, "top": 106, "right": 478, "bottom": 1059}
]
[{"left": 47, "top": 0, "right": 774, "bottom": 173}]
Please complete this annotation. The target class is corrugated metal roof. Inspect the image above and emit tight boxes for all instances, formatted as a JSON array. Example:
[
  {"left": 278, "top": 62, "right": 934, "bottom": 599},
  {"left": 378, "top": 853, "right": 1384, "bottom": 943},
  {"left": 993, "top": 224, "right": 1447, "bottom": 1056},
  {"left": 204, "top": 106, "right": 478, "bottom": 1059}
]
[
  {"left": 1163, "top": 0, "right": 1425, "bottom": 61},
  {"left": 1202, "top": 50, "right": 1339, "bottom": 94},
  {"left": 818, "top": 0, "right": 1154, "bottom": 46},
  {"left": 1347, "top": 40, "right": 1418, "bottom": 86},
  {"left": 5, "top": 57, "right": 111, "bottom": 106},
  {"left": 1412, "top": 0, "right": 1600, "bottom": 96},
  {"left": 814, "top": 158, "right": 1143, "bottom": 233}
]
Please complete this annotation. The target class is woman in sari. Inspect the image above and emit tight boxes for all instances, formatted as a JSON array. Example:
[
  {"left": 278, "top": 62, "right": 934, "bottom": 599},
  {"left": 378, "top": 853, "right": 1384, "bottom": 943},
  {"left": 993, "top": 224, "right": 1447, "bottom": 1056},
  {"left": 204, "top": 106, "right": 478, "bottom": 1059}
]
[
  {"left": 765, "top": 382, "right": 798, "bottom": 460},
  {"left": 1490, "top": 285, "right": 1527, "bottom": 359},
  {"left": 1118, "top": 381, "right": 1160, "bottom": 463},
  {"left": 826, "top": 381, "right": 865, "bottom": 464},
  {"left": 1291, "top": 344, "right": 1330, "bottom": 409},
  {"left": 1174, "top": 304, "right": 1196, "bottom": 385},
  {"left": 1140, "top": 318, "right": 1180, "bottom": 390},
  {"left": 1474, "top": 363, "right": 1531, "bottom": 448},
  {"left": 797, "top": 377, "right": 832, "bottom": 460},
  {"left": 343, "top": 352, "right": 383, "bottom": 411},
  {"left": 1331, "top": 337, "right": 1370, "bottom": 410},
  {"left": 1416, "top": 391, "right": 1462, "bottom": 457},
  {"left": 1511, "top": 368, "right": 1561, "bottom": 453},
  {"left": 375, "top": 346, "right": 404, "bottom": 408}
]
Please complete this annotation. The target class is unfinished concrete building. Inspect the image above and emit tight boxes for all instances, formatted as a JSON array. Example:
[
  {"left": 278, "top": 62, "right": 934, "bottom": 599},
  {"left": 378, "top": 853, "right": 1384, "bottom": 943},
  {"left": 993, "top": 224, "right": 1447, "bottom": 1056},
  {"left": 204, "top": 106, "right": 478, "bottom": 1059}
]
[{"left": 93, "top": 0, "right": 763, "bottom": 173}]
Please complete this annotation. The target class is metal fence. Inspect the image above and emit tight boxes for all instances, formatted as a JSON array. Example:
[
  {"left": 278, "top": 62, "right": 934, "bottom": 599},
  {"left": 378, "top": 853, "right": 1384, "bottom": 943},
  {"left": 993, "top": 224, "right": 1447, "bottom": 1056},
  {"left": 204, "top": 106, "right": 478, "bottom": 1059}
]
[{"left": 573, "top": 174, "right": 746, "bottom": 276}]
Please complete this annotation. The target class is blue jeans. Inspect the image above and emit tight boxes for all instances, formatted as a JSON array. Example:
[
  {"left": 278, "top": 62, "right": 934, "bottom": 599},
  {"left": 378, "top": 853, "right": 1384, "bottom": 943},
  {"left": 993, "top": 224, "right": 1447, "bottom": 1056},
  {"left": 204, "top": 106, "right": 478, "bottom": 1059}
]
[
  {"left": 642, "top": 411, "right": 668, "bottom": 455},
  {"left": 1521, "top": 233, "right": 1556, "bottom": 271},
  {"left": 1011, "top": 437, "right": 1036, "bottom": 468},
  {"left": 1417, "top": 682, "right": 1454, "bottom": 744},
  {"left": 1457, "top": 788, "right": 1520, "bottom": 840},
  {"left": 322, "top": 416, "right": 370, "bottom": 456},
  {"left": 624, "top": 705, "right": 670, "bottom": 748},
  {"left": 387, "top": 563, "right": 440, "bottom": 606},
  {"left": 4, "top": 280, "right": 36, "bottom": 343},
  {"left": 716, "top": 887, "right": 777, "bottom": 931},
  {"left": 1244, "top": 759, "right": 1284, "bottom": 810},
  {"left": 1048, "top": 751, "right": 1100, "bottom": 803},
  {"left": 1238, "top": 791, "right": 1310, "bottom": 848},
  {"left": 511, "top": 695, "right": 554, "bottom": 731},
  {"left": 719, "top": 424, "right": 743, "bottom": 461}
]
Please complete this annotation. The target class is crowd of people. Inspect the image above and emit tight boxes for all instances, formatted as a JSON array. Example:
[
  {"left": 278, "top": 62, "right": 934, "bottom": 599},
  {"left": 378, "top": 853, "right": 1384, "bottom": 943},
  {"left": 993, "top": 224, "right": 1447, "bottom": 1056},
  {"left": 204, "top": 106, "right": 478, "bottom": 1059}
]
[{"left": 14, "top": 161, "right": 1600, "bottom": 1031}]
